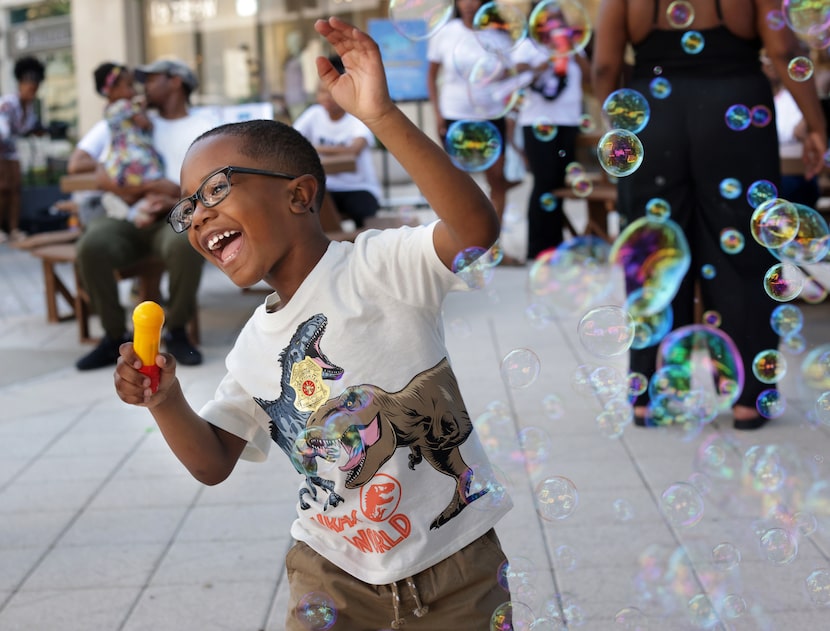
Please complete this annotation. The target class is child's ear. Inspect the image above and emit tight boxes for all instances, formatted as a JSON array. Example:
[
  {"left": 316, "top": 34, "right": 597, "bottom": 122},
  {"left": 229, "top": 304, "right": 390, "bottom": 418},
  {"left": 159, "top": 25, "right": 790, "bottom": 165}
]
[{"left": 289, "top": 174, "right": 318, "bottom": 214}]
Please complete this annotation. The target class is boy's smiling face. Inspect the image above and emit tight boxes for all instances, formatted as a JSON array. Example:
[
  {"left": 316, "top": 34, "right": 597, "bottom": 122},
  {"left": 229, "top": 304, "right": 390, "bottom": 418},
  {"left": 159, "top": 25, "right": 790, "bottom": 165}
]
[{"left": 180, "top": 133, "right": 319, "bottom": 290}]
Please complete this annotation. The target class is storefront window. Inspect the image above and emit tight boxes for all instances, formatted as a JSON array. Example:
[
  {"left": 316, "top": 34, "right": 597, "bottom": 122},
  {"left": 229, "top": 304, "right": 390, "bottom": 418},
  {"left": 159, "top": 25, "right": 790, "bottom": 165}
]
[{"left": 143, "top": 0, "right": 384, "bottom": 119}]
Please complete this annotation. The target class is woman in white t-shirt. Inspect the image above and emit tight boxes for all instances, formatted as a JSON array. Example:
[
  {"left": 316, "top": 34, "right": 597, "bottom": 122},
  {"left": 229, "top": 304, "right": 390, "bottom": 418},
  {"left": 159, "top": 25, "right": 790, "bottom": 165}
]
[{"left": 428, "top": 0, "right": 511, "bottom": 226}]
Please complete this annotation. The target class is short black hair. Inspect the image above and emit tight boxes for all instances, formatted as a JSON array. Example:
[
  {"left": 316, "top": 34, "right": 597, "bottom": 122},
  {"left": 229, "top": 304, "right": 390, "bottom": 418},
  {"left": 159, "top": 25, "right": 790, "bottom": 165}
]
[
  {"left": 93, "top": 62, "right": 128, "bottom": 96},
  {"left": 14, "top": 56, "right": 45, "bottom": 83},
  {"left": 192, "top": 119, "right": 327, "bottom": 211}
]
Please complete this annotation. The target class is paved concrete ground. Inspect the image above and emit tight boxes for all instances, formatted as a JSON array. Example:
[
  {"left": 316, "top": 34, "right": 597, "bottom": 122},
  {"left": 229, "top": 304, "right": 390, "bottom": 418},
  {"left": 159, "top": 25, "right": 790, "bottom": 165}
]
[{"left": 1, "top": 206, "right": 830, "bottom": 630}]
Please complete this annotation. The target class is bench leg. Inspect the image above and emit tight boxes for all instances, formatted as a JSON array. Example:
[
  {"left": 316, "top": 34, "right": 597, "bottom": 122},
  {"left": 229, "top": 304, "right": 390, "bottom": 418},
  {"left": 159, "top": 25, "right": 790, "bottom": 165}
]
[{"left": 41, "top": 259, "right": 78, "bottom": 323}]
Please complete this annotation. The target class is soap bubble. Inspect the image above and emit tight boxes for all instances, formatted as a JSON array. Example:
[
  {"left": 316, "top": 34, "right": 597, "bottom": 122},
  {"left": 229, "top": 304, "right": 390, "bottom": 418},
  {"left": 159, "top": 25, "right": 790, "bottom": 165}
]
[
  {"left": 768, "top": 203, "right": 830, "bottom": 266},
  {"left": 297, "top": 591, "right": 338, "bottom": 630},
  {"left": 719, "top": 227, "right": 745, "bottom": 254},
  {"left": 597, "top": 129, "right": 645, "bottom": 177},
  {"left": 528, "top": 0, "right": 593, "bottom": 58},
  {"left": 650, "top": 76, "right": 672, "bottom": 99},
  {"left": 491, "top": 600, "right": 536, "bottom": 631},
  {"left": 712, "top": 542, "right": 741, "bottom": 571},
  {"left": 749, "top": 197, "right": 800, "bottom": 249},
  {"left": 681, "top": 30, "right": 705, "bottom": 54},
  {"left": 645, "top": 197, "right": 671, "bottom": 221},
  {"left": 763, "top": 262, "right": 804, "bottom": 302},
  {"left": 445, "top": 120, "right": 503, "bottom": 172},
  {"left": 577, "top": 305, "right": 636, "bottom": 358},
  {"left": 660, "top": 482, "right": 704, "bottom": 528},
  {"left": 756, "top": 388, "right": 786, "bottom": 419},
  {"left": 725, "top": 104, "right": 751, "bottom": 131},
  {"left": 752, "top": 349, "right": 788, "bottom": 384},
  {"left": 751, "top": 104, "right": 773, "bottom": 127},
  {"left": 805, "top": 569, "right": 830, "bottom": 605},
  {"left": 719, "top": 177, "right": 742, "bottom": 199},
  {"left": 501, "top": 348, "right": 541, "bottom": 388},
  {"left": 657, "top": 324, "right": 744, "bottom": 413},
  {"left": 667, "top": 0, "right": 694, "bottom": 28},
  {"left": 788, "top": 0, "right": 830, "bottom": 35},
  {"left": 602, "top": 88, "right": 651, "bottom": 133},
  {"left": 472, "top": 1, "right": 527, "bottom": 54},
  {"left": 746, "top": 179, "right": 778, "bottom": 208},
  {"left": 536, "top": 475, "right": 579, "bottom": 521},
  {"left": 788, "top": 55, "right": 815, "bottom": 81},
  {"left": 388, "top": 0, "right": 454, "bottom": 41},
  {"left": 759, "top": 527, "right": 797, "bottom": 565},
  {"left": 610, "top": 217, "right": 690, "bottom": 317}
]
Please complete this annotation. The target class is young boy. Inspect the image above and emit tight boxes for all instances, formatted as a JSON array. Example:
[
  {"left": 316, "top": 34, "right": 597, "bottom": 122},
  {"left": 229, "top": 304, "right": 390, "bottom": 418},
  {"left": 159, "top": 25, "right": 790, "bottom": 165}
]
[{"left": 114, "top": 17, "right": 512, "bottom": 630}]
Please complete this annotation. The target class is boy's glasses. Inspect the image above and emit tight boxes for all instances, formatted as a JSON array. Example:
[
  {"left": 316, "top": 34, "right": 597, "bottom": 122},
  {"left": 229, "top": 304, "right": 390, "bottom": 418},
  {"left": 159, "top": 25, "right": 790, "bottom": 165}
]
[{"left": 167, "top": 165, "right": 298, "bottom": 233}]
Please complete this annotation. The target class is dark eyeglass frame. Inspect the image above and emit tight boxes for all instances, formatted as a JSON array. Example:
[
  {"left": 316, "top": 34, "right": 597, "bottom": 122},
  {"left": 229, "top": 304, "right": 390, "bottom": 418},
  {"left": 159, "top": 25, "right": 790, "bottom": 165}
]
[{"left": 167, "top": 165, "right": 299, "bottom": 233}]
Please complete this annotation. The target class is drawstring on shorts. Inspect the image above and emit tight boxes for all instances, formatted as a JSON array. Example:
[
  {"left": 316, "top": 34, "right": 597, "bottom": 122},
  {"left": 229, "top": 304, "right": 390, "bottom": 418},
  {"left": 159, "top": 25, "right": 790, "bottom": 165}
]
[{"left": 389, "top": 576, "right": 429, "bottom": 628}]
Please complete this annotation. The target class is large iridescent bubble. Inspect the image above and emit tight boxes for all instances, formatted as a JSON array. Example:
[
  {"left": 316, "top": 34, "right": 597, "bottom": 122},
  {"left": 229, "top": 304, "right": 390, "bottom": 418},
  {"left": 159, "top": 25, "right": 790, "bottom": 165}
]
[
  {"left": 528, "top": 235, "right": 614, "bottom": 315},
  {"left": 657, "top": 324, "right": 745, "bottom": 413},
  {"left": 782, "top": 0, "right": 830, "bottom": 36},
  {"left": 596, "top": 129, "right": 644, "bottom": 177},
  {"left": 444, "top": 120, "right": 503, "bottom": 172},
  {"left": 577, "top": 305, "right": 636, "bottom": 358},
  {"left": 631, "top": 305, "right": 674, "bottom": 349},
  {"left": 388, "top": 0, "right": 454, "bottom": 41},
  {"left": 528, "top": 0, "right": 593, "bottom": 58},
  {"left": 472, "top": 1, "right": 528, "bottom": 55},
  {"left": 749, "top": 197, "right": 800, "bottom": 249},
  {"left": 467, "top": 56, "right": 532, "bottom": 119},
  {"left": 768, "top": 203, "right": 830, "bottom": 265},
  {"left": 610, "top": 216, "right": 691, "bottom": 317},
  {"left": 602, "top": 88, "right": 651, "bottom": 133}
]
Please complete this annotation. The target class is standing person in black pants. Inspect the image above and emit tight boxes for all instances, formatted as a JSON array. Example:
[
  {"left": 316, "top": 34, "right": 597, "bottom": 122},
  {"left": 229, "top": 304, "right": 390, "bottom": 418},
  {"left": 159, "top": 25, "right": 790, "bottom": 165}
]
[
  {"left": 592, "top": 0, "right": 826, "bottom": 429},
  {"left": 511, "top": 8, "right": 589, "bottom": 260}
]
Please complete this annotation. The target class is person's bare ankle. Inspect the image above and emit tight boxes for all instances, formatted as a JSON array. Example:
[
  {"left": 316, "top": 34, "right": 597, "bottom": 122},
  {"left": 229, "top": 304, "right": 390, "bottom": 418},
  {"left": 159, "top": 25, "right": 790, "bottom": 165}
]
[{"left": 733, "top": 404, "right": 758, "bottom": 421}]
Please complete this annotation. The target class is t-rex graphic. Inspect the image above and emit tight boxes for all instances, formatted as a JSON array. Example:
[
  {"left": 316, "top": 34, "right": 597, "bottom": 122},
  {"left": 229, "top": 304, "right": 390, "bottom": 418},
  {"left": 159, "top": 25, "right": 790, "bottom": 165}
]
[
  {"left": 306, "top": 358, "right": 488, "bottom": 530},
  {"left": 254, "top": 313, "right": 344, "bottom": 510}
]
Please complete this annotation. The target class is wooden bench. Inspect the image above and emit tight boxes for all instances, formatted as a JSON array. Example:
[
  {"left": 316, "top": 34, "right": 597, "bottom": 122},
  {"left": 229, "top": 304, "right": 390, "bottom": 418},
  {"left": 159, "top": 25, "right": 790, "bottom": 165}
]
[
  {"left": 26, "top": 240, "right": 198, "bottom": 344},
  {"left": 553, "top": 181, "right": 618, "bottom": 242},
  {"left": 12, "top": 174, "right": 200, "bottom": 344}
]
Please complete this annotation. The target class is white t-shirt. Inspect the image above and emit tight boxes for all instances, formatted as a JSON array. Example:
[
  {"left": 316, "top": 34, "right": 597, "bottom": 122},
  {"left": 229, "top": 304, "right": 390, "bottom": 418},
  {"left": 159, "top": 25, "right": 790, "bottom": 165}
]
[
  {"left": 774, "top": 88, "right": 803, "bottom": 159},
  {"left": 76, "top": 111, "right": 215, "bottom": 183},
  {"left": 427, "top": 18, "right": 492, "bottom": 120},
  {"left": 292, "top": 104, "right": 381, "bottom": 202},
  {"left": 200, "top": 223, "right": 512, "bottom": 585},
  {"left": 510, "top": 38, "right": 583, "bottom": 127}
]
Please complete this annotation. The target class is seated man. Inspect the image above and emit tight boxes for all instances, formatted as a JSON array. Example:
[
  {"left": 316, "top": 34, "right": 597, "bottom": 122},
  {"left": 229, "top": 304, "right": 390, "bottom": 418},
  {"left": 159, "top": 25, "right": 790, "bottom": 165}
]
[
  {"left": 292, "top": 55, "right": 381, "bottom": 228},
  {"left": 72, "top": 59, "right": 215, "bottom": 370}
]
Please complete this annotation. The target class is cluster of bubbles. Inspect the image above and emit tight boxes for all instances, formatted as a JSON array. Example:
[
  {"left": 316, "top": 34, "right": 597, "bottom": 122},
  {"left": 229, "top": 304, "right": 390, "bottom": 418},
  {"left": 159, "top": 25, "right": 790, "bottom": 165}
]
[
  {"left": 389, "top": 2, "right": 830, "bottom": 627},
  {"left": 388, "top": 0, "right": 595, "bottom": 176}
]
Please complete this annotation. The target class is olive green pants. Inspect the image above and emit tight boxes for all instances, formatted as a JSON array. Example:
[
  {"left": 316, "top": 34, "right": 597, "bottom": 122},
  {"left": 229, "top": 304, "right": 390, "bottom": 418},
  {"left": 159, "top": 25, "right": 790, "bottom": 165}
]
[
  {"left": 75, "top": 216, "right": 204, "bottom": 338},
  {"left": 285, "top": 529, "right": 511, "bottom": 630}
]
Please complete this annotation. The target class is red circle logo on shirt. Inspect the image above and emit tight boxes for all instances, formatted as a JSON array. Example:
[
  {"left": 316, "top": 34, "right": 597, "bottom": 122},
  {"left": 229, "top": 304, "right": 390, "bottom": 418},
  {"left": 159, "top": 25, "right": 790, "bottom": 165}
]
[{"left": 360, "top": 473, "right": 402, "bottom": 522}]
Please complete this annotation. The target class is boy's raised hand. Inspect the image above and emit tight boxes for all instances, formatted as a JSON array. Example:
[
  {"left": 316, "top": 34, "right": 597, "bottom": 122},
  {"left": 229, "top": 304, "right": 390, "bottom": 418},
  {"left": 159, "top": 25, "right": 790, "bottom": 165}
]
[{"left": 314, "top": 17, "right": 394, "bottom": 126}]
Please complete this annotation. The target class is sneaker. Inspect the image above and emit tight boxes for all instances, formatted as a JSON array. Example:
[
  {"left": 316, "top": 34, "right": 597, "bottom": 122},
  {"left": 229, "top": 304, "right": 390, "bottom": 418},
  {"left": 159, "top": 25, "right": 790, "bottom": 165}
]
[
  {"left": 76, "top": 333, "right": 129, "bottom": 370},
  {"left": 164, "top": 328, "right": 202, "bottom": 366}
]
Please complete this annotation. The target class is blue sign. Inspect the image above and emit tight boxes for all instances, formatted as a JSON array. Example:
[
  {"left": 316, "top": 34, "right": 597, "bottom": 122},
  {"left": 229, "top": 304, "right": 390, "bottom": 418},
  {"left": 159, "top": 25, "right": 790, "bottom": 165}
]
[{"left": 368, "top": 19, "right": 430, "bottom": 102}]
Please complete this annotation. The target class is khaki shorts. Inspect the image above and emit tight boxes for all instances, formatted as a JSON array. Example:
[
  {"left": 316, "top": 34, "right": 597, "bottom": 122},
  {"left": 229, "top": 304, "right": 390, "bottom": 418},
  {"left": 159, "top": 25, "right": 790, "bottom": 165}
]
[{"left": 285, "top": 528, "right": 511, "bottom": 630}]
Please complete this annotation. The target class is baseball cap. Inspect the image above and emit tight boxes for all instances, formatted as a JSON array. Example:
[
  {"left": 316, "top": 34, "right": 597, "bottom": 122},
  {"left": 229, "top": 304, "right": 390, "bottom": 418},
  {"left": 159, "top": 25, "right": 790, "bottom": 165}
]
[{"left": 134, "top": 59, "right": 198, "bottom": 91}]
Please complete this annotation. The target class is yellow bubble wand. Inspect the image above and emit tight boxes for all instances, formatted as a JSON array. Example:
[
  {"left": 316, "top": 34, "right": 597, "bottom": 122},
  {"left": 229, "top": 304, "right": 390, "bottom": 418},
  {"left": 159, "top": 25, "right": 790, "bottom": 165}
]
[{"left": 132, "top": 301, "right": 165, "bottom": 393}]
